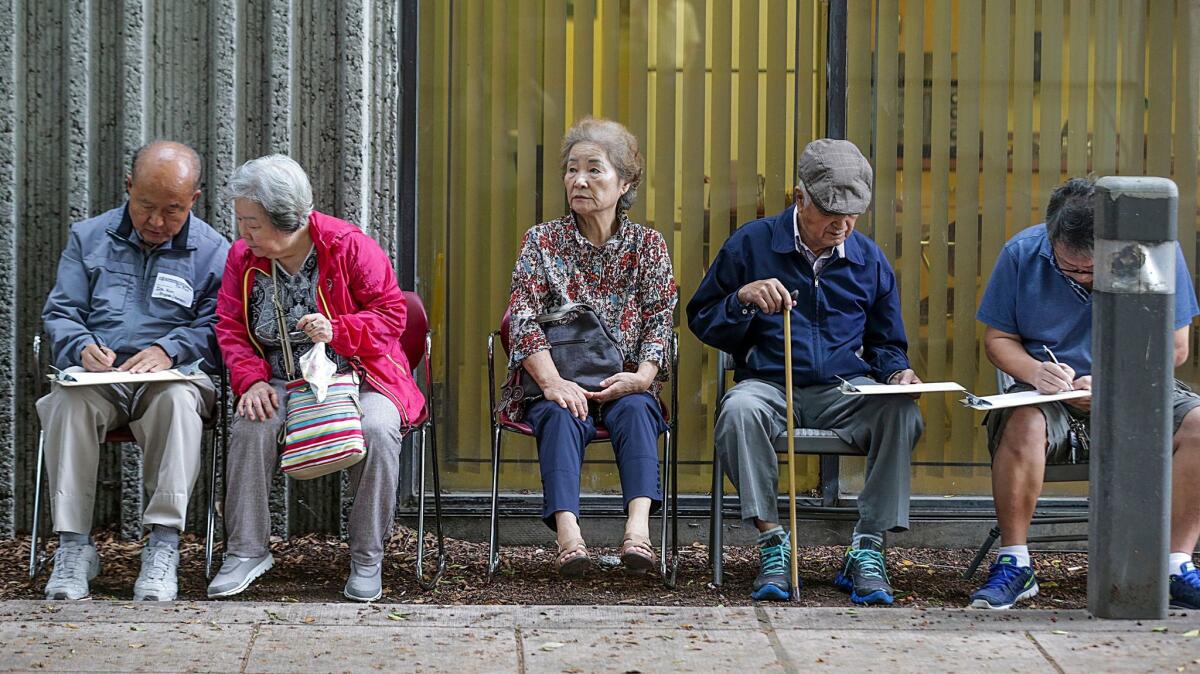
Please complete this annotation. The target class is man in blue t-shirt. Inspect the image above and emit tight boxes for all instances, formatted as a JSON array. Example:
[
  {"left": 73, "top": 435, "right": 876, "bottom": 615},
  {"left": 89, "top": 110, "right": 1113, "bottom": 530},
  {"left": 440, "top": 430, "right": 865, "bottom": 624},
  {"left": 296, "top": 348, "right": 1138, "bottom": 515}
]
[{"left": 972, "top": 177, "right": 1200, "bottom": 610}]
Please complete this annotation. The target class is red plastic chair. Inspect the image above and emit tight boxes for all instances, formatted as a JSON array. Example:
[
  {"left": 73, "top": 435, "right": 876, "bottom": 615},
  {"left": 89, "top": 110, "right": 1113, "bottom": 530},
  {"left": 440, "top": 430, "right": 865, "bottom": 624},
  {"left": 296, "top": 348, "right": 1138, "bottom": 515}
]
[
  {"left": 27, "top": 334, "right": 228, "bottom": 580},
  {"left": 401, "top": 291, "right": 447, "bottom": 590},
  {"left": 485, "top": 310, "right": 680, "bottom": 587}
]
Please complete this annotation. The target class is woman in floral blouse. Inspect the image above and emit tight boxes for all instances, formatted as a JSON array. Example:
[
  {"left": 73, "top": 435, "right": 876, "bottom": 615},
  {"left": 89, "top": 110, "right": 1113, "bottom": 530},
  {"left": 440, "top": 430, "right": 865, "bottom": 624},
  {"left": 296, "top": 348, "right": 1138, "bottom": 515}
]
[{"left": 502, "top": 117, "right": 677, "bottom": 577}]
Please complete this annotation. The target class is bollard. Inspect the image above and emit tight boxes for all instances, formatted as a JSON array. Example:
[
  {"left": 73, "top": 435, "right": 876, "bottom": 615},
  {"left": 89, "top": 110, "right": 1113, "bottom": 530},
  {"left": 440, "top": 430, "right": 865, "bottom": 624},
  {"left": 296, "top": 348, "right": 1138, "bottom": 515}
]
[{"left": 1089, "top": 176, "right": 1178, "bottom": 619}]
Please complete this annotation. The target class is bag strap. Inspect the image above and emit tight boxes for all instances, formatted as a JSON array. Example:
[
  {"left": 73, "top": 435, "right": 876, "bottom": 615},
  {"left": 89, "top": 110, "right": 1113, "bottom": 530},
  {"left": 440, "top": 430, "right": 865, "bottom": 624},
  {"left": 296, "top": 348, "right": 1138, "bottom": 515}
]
[{"left": 270, "top": 261, "right": 296, "bottom": 381}]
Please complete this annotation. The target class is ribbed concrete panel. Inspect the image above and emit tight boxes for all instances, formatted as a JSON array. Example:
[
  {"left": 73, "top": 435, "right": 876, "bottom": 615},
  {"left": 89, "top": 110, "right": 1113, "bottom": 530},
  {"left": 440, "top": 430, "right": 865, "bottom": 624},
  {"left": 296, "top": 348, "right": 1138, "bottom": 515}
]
[
  {"left": 0, "top": 0, "right": 19, "bottom": 537},
  {"left": 1, "top": 0, "right": 408, "bottom": 537}
]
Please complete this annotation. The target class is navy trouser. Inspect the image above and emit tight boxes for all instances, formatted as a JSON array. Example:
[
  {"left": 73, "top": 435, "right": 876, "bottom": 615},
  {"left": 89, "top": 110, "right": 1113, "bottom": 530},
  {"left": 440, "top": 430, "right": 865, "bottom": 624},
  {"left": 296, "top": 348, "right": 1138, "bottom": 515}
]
[{"left": 525, "top": 392, "right": 666, "bottom": 530}]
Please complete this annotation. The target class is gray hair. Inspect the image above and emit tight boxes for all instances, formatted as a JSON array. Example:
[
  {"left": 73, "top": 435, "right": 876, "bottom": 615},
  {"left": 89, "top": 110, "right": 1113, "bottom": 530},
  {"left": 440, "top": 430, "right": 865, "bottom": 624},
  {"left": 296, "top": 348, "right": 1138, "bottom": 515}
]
[
  {"left": 560, "top": 117, "right": 643, "bottom": 212},
  {"left": 224, "top": 155, "right": 314, "bottom": 232}
]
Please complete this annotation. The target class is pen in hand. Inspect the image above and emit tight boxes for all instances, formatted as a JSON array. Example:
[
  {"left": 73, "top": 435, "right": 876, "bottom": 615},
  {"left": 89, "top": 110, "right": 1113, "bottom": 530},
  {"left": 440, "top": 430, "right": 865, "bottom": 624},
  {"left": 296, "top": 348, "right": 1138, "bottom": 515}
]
[{"left": 1042, "top": 345, "right": 1073, "bottom": 391}]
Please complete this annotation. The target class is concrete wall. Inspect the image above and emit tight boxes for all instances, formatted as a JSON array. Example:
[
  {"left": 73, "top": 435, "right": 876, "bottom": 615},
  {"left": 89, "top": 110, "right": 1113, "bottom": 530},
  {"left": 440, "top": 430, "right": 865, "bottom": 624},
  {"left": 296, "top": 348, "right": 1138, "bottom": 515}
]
[{"left": 0, "top": 0, "right": 408, "bottom": 538}]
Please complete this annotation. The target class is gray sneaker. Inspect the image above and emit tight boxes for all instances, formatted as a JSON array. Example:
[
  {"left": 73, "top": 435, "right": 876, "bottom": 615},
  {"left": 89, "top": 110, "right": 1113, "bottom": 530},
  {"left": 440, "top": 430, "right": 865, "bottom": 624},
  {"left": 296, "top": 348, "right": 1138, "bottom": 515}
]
[
  {"left": 44, "top": 543, "right": 100, "bottom": 600},
  {"left": 133, "top": 543, "right": 179, "bottom": 601},
  {"left": 343, "top": 561, "right": 382, "bottom": 602},
  {"left": 207, "top": 553, "right": 274, "bottom": 598}
]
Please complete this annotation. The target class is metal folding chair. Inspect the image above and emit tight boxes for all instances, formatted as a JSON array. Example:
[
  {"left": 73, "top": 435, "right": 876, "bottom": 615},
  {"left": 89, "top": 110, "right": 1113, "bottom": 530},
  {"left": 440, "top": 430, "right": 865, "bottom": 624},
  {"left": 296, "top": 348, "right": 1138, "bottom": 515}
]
[
  {"left": 963, "top": 370, "right": 1088, "bottom": 578},
  {"left": 708, "top": 351, "right": 862, "bottom": 587},
  {"left": 401, "top": 291, "right": 448, "bottom": 590},
  {"left": 28, "top": 334, "right": 229, "bottom": 580},
  {"left": 485, "top": 311, "right": 680, "bottom": 588}
]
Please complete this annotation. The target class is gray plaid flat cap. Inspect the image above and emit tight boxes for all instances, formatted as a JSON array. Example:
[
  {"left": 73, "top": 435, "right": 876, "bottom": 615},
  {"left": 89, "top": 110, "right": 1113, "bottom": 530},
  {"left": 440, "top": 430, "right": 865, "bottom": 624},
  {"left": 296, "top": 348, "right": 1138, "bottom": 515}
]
[{"left": 797, "top": 139, "right": 873, "bottom": 215}]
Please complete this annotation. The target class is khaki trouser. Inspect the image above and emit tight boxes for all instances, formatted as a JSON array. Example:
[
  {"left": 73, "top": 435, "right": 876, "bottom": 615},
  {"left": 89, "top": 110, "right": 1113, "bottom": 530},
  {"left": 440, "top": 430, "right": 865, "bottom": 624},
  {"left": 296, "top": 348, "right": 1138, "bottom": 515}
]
[{"left": 35, "top": 368, "right": 216, "bottom": 534}]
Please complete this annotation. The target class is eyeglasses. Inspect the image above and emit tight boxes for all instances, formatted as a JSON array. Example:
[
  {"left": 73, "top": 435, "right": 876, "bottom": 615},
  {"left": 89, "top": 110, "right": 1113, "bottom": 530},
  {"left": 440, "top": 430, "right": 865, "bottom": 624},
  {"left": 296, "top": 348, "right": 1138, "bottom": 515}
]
[
  {"left": 1050, "top": 248, "right": 1094, "bottom": 277},
  {"left": 1056, "top": 263, "right": 1094, "bottom": 277}
]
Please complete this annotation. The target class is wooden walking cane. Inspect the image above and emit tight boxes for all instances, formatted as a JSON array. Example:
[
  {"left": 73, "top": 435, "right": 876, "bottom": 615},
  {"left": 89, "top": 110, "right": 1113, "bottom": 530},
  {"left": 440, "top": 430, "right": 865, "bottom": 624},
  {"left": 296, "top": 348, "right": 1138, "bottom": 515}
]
[{"left": 783, "top": 289, "right": 800, "bottom": 601}]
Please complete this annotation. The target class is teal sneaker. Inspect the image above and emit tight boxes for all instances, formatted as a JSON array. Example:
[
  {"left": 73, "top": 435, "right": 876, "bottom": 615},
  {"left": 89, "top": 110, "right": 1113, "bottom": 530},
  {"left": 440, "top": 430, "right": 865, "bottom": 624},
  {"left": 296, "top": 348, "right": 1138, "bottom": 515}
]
[
  {"left": 969, "top": 554, "right": 1038, "bottom": 610},
  {"left": 834, "top": 538, "right": 893, "bottom": 605},
  {"left": 751, "top": 532, "right": 795, "bottom": 601}
]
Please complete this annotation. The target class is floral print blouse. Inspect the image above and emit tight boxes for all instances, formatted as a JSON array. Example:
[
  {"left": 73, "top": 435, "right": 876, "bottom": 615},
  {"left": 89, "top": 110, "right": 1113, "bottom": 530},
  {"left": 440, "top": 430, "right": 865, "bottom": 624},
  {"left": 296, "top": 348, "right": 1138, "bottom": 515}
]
[{"left": 500, "top": 212, "right": 678, "bottom": 420}]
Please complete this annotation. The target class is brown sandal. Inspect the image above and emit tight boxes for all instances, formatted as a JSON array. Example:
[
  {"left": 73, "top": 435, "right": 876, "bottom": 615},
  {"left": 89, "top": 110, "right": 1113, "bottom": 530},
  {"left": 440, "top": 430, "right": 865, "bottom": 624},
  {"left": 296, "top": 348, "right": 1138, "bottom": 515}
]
[
  {"left": 619, "top": 534, "right": 657, "bottom": 574},
  {"left": 555, "top": 537, "right": 592, "bottom": 578}
]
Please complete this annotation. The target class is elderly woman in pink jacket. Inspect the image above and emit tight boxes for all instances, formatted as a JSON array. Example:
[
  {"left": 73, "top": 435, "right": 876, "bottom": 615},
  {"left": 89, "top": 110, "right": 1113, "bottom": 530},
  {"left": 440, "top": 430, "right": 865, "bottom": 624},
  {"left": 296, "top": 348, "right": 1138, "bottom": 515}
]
[{"left": 209, "top": 155, "right": 422, "bottom": 602}]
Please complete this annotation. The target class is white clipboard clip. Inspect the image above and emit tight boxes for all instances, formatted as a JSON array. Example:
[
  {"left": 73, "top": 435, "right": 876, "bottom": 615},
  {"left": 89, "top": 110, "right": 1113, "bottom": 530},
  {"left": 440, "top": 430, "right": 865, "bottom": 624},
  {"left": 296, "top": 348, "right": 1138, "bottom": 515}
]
[
  {"left": 961, "top": 392, "right": 992, "bottom": 408},
  {"left": 836, "top": 376, "right": 861, "bottom": 394},
  {"left": 48, "top": 365, "right": 77, "bottom": 383}
]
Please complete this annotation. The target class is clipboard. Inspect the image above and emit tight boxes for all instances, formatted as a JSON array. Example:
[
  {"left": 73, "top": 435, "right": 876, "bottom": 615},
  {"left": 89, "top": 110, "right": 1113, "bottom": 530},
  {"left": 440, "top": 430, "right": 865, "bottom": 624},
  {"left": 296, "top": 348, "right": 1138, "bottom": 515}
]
[
  {"left": 48, "top": 359, "right": 208, "bottom": 387},
  {"left": 836, "top": 377, "right": 966, "bottom": 395},
  {"left": 959, "top": 389, "right": 1091, "bottom": 410}
]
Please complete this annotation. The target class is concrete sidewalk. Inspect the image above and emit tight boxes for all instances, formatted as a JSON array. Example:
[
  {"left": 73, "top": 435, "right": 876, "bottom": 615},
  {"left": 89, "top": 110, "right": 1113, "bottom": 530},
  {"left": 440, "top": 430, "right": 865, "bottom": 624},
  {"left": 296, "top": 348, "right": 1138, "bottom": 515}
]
[{"left": 0, "top": 601, "right": 1197, "bottom": 673}]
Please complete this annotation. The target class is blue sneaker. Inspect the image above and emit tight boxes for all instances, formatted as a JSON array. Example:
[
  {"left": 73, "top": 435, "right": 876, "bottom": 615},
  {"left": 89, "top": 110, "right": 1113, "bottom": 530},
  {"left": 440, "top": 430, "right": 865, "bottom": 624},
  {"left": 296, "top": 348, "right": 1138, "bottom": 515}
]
[
  {"left": 751, "top": 532, "right": 795, "bottom": 601},
  {"left": 969, "top": 555, "right": 1038, "bottom": 610},
  {"left": 1169, "top": 561, "right": 1200, "bottom": 609},
  {"left": 834, "top": 538, "right": 893, "bottom": 605}
]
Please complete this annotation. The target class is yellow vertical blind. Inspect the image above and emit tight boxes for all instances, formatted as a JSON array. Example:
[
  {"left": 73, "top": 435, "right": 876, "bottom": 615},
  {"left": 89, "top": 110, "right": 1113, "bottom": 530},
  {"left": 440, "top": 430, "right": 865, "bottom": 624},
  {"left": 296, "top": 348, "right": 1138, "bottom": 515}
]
[{"left": 418, "top": 0, "right": 1200, "bottom": 498}]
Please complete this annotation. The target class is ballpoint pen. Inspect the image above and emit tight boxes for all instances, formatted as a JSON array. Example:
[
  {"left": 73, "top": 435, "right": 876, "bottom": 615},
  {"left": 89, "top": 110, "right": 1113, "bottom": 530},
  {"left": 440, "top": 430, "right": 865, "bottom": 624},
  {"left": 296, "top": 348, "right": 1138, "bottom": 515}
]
[{"left": 1042, "top": 345, "right": 1073, "bottom": 391}]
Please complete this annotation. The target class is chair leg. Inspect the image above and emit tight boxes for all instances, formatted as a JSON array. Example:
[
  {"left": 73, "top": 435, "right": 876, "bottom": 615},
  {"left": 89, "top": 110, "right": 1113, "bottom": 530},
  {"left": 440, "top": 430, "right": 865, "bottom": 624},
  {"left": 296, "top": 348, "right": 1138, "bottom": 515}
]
[
  {"left": 659, "top": 427, "right": 679, "bottom": 589},
  {"left": 416, "top": 427, "right": 429, "bottom": 582},
  {"left": 415, "top": 424, "right": 447, "bottom": 591},
  {"left": 486, "top": 425, "right": 503, "bottom": 583},
  {"left": 205, "top": 426, "right": 219, "bottom": 580},
  {"left": 709, "top": 449, "right": 724, "bottom": 588},
  {"left": 964, "top": 524, "right": 1002, "bottom": 579},
  {"left": 29, "top": 429, "right": 47, "bottom": 580},
  {"left": 658, "top": 428, "right": 670, "bottom": 587}
]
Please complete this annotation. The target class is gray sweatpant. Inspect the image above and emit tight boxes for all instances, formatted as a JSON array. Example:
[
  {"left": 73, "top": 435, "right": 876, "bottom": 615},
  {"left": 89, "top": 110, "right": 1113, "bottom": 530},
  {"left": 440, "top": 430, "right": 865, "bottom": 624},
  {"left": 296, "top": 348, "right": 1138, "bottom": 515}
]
[
  {"left": 224, "top": 379, "right": 404, "bottom": 566},
  {"left": 714, "top": 377, "right": 923, "bottom": 533},
  {"left": 36, "top": 369, "right": 217, "bottom": 534}
]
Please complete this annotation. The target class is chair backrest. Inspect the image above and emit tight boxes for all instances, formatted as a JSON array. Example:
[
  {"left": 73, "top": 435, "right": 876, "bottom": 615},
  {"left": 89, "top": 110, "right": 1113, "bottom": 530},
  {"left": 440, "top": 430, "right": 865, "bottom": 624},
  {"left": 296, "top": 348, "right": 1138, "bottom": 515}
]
[
  {"left": 499, "top": 309, "right": 513, "bottom": 355},
  {"left": 996, "top": 368, "right": 1015, "bottom": 392},
  {"left": 401, "top": 291, "right": 429, "bottom": 368}
]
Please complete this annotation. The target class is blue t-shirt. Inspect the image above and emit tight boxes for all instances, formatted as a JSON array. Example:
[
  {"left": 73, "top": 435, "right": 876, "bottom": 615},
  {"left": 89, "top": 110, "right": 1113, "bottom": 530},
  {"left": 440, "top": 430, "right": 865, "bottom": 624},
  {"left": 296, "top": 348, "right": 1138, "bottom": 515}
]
[{"left": 976, "top": 224, "right": 1200, "bottom": 378}]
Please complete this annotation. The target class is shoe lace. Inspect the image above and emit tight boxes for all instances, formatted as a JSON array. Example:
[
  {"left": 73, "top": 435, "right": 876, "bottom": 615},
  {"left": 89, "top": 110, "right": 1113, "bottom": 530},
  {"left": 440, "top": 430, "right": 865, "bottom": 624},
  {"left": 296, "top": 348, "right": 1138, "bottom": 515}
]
[
  {"left": 981, "top": 561, "right": 1025, "bottom": 591},
  {"left": 52, "top": 546, "right": 88, "bottom": 578},
  {"left": 760, "top": 540, "right": 790, "bottom": 577},
  {"left": 1177, "top": 566, "right": 1200, "bottom": 590},
  {"left": 142, "top": 547, "right": 174, "bottom": 582},
  {"left": 847, "top": 548, "right": 889, "bottom": 582}
]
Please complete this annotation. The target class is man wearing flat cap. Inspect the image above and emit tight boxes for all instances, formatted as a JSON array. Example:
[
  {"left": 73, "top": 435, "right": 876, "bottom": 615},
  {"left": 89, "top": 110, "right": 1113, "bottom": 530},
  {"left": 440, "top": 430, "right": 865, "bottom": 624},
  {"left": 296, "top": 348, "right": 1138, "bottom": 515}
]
[{"left": 688, "top": 138, "right": 923, "bottom": 604}]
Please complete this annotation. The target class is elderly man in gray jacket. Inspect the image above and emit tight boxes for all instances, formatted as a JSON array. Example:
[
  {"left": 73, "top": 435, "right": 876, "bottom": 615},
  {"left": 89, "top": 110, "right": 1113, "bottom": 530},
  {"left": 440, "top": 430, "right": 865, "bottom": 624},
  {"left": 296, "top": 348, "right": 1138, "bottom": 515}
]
[{"left": 38, "top": 140, "right": 229, "bottom": 601}]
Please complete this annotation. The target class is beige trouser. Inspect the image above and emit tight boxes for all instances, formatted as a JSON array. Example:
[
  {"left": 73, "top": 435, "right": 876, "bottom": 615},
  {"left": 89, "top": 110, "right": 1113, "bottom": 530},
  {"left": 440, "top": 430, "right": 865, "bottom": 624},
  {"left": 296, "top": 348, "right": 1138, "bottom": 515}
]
[{"left": 35, "top": 368, "right": 216, "bottom": 534}]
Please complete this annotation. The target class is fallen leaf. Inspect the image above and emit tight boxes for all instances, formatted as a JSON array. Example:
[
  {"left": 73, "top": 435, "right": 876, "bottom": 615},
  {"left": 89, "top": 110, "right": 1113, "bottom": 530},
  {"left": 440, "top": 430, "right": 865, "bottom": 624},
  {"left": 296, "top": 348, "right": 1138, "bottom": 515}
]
[
  {"left": 1182, "top": 629, "right": 1199, "bottom": 637},
  {"left": 540, "top": 642, "right": 566, "bottom": 652},
  {"left": 1152, "top": 627, "right": 1169, "bottom": 633},
  {"left": 303, "top": 616, "right": 316, "bottom": 624},
  {"left": 129, "top": 643, "right": 145, "bottom": 649},
  {"left": 387, "top": 612, "right": 409, "bottom": 621},
  {"left": 130, "top": 626, "right": 145, "bottom": 632},
  {"left": 1051, "top": 630, "right": 1069, "bottom": 635}
]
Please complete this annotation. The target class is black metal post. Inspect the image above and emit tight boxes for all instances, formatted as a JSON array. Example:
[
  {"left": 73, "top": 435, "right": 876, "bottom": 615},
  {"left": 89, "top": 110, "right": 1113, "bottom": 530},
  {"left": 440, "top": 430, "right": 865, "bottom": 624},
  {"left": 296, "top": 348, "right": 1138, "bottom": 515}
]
[
  {"left": 1089, "top": 176, "right": 1177, "bottom": 619},
  {"left": 396, "top": 0, "right": 419, "bottom": 290},
  {"left": 396, "top": 0, "right": 421, "bottom": 506},
  {"left": 819, "top": 0, "right": 848, "bottom": 508}
]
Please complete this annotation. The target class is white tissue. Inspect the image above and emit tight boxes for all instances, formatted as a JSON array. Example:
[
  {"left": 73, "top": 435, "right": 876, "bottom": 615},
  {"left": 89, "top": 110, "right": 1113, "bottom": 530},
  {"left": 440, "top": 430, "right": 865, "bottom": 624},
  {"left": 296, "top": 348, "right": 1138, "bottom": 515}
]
[{"left": 299, "top": 342, "right": 338, "bottom": 402}]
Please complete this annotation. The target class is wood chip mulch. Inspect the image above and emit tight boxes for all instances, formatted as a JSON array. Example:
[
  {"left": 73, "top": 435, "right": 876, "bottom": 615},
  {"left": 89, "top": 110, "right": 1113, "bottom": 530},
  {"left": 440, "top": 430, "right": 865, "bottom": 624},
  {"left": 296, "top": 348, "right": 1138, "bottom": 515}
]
[{"left": 0, "top": 528, "right": 1088, "bottom": 608}]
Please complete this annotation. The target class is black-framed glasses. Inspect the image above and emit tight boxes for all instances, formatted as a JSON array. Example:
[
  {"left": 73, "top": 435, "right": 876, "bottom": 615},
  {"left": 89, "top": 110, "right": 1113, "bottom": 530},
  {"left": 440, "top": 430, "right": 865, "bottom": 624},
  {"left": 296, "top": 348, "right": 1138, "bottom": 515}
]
[{"left": 1050, "top": 248, "right": 1094, "bottom": 277}]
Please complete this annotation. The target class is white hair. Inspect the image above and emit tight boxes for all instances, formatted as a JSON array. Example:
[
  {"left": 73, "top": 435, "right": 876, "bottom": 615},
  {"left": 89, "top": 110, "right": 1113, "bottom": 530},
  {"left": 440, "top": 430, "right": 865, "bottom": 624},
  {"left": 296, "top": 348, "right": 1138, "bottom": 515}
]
[{"left": 224, "top": 155, "right": 314, "bottom": 232}]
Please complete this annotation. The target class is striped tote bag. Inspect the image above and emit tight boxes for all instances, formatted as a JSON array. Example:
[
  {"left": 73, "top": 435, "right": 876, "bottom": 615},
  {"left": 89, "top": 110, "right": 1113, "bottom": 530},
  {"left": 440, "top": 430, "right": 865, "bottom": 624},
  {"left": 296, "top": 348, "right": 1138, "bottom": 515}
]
[{"left": 280, "top": 373, "right": 366, "bottom": 479}]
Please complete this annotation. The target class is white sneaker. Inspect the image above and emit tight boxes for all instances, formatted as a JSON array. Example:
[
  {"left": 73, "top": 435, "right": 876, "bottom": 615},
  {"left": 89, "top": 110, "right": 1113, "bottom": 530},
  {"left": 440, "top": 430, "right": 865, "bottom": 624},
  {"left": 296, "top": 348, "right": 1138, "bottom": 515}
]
[
  {"left": 207, "top": 554, "right": 274, "bottom": 598},
  {"left": 44, "top": 543, "right": 100, "bottom": 600},
  {"left": 133, "top": 543, "right": 179, "bottom": 601}
]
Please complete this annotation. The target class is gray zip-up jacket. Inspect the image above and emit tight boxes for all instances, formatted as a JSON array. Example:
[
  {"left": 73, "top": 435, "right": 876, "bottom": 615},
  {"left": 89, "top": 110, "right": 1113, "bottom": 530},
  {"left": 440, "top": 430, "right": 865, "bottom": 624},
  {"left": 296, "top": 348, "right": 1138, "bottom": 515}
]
[{"left": 42, "top": 204, "right": 230, "bottom": 372}]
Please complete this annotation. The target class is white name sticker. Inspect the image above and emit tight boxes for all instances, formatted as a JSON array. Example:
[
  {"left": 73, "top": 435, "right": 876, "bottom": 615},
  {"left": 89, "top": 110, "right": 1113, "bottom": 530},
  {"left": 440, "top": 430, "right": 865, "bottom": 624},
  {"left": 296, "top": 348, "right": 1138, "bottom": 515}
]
[{"left": 151, "top": 272, "right": 194, "bottom": 307}]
